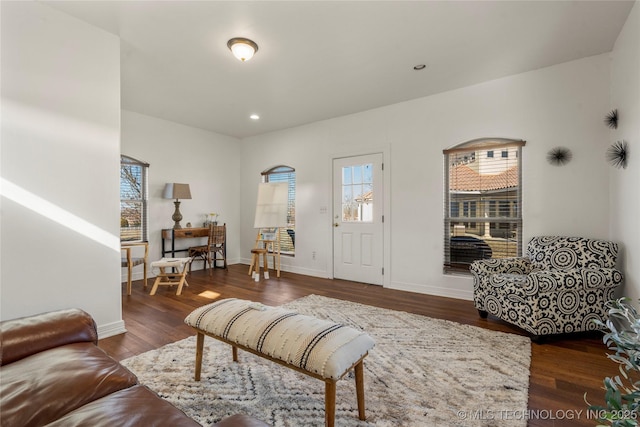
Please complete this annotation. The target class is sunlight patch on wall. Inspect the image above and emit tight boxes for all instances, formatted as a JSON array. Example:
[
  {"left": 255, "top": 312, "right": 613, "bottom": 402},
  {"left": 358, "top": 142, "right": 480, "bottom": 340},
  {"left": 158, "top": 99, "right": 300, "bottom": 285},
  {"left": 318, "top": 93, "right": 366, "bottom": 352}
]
[{"left": 1, "top": 177, "right": 119, "bottom": 251}]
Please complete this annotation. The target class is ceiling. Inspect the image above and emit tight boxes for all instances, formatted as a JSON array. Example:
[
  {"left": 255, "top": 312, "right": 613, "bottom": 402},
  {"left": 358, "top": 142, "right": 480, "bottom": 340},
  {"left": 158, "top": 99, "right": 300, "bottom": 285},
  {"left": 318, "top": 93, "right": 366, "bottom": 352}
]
[{"left": 44, "top": 1, "right": 635, "bottom": 139}]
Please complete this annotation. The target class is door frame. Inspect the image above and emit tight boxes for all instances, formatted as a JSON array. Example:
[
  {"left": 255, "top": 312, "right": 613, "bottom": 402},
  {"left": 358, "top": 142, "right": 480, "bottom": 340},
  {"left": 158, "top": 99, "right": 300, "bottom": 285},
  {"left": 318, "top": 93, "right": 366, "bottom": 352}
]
[{"left": 328, "top": 146, "right": 391, "bottom": 288}]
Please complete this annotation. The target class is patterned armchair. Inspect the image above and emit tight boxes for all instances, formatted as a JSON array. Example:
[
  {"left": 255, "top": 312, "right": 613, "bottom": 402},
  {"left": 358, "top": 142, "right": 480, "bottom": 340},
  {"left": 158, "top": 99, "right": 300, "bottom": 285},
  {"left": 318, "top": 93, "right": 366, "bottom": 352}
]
[{"left": 470, "top": 236, "right": 623, "bottom": 338}]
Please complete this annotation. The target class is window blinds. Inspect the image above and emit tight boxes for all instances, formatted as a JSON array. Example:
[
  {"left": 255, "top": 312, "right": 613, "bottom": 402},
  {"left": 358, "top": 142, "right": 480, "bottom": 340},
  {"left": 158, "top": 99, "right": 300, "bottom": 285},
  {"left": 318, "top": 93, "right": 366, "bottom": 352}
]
[
  {"left": 120, "top": 155, "right": 149, "bottom": 242},
  {"left": 443, "top": 139, "right": 525, "bottom": 273}
]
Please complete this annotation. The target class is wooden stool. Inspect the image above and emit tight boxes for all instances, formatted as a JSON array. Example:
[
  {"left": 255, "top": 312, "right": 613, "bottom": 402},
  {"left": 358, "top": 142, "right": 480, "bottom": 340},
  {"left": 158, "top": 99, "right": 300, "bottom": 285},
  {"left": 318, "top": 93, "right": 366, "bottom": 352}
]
[
  {"left": 263, "top": 239, "right": 281, "bottom": 278},
  {"left": 248, "top": 248, "right": 268, "bottom": 281},
  {"left": 150, "top": 257, "right": 192, "bottom": 295}
]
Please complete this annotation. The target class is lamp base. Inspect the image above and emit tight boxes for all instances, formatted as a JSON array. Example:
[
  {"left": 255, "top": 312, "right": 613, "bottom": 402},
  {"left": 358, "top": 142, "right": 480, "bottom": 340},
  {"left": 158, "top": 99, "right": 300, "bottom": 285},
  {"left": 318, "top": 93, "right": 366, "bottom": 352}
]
[{"left": 172, "top": 200, "right": 183, "bottom": 229}]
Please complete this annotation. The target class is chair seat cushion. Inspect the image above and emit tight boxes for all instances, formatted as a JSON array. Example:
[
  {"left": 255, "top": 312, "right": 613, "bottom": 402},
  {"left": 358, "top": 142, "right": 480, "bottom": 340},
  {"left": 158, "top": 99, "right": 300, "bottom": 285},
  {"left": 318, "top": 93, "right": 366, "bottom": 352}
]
[
  {"left": 121, "top": 257, "right": 145, "bottom": 267},
  {"left": 188, "top": 245, "right": 207, "bottom": 254},
  {"left": 151, "top": 258, "right": 191, "bottom": 269}
]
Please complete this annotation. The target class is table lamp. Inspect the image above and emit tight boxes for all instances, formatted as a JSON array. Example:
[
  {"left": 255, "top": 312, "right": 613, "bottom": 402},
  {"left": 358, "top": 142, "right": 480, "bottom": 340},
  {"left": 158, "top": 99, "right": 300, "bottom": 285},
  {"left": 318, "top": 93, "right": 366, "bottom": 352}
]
[{"left": 163, "top": 183, "right": 191, "bottom": 229}]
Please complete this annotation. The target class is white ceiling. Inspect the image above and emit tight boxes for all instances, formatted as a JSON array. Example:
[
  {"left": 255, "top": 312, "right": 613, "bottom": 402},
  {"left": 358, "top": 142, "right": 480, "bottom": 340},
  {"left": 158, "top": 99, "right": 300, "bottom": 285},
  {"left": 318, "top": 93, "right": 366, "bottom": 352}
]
[{"left": 44, "top": 1, "right": 635, "bottom": 139}]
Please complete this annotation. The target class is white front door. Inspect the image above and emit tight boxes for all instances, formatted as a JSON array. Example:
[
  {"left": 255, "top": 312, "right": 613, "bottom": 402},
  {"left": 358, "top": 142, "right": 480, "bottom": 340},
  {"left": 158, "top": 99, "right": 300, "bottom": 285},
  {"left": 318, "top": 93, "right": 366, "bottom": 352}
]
[{"left": 333, "top": 153, "right": 383, "bottom": 285}]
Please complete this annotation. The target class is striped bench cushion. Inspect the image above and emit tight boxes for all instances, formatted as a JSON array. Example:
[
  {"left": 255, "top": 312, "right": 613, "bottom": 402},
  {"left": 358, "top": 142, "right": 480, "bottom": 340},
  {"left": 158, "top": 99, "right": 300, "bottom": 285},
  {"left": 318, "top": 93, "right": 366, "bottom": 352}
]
[{"left": 184, "top": 298, "right": 375, "bottom": 380}]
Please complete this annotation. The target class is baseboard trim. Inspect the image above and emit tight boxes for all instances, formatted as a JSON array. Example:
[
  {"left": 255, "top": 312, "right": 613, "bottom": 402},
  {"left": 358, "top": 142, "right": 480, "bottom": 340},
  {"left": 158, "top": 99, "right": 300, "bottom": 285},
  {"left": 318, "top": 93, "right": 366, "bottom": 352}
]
[
  {"left": 387, "top": 280, "right": 473, "bottom": 301},
  {"left": 97, "top": 320, "right": 127, "bottom": 339},
  {"left": 238, "top": 258, "right": 328, "bottom": 279}
]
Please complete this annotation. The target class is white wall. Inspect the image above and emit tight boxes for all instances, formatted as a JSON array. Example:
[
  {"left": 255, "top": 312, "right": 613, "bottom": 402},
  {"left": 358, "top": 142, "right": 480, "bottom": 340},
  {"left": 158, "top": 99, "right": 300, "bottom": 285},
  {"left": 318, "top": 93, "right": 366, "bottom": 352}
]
[
  {"left": 121, "top": 110, "right": 242, "bottom": 273},
  {"left": 610, "top": 1, "right": 640, "bottom": 301},
  {"left": 0, "top": 1, "right": 123, "bottom": 336},
  {"left": 240, "top": 54, "right": 613, "bottom": 300}
]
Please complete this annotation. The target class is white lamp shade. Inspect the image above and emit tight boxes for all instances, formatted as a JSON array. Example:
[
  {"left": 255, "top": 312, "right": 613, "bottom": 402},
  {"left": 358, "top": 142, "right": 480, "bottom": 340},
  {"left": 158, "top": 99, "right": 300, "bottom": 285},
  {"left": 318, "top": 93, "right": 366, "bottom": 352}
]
[{"left": 254, "top": 182, "right": 288, "bottom": 228}]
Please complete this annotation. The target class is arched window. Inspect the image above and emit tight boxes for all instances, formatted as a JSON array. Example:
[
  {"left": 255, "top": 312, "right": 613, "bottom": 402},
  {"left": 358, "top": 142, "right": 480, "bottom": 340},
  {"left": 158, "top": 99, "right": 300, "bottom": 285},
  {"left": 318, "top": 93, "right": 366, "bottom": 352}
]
[
  {"left": 443, "top": 138, "right": 525, "bottom": 273},
  {"left": 120, "top": 155, "right": 149, "bottom": 242},
  {"left": 262, "top": 165, "right": 295, "bottom": 254}
]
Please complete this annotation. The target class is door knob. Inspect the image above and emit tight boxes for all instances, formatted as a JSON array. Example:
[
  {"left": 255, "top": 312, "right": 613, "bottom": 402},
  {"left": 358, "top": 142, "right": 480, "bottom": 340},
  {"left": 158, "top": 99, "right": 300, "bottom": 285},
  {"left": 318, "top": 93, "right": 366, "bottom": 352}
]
[{"left": 333, "top": 223, "right": 339, "bottom": 227}]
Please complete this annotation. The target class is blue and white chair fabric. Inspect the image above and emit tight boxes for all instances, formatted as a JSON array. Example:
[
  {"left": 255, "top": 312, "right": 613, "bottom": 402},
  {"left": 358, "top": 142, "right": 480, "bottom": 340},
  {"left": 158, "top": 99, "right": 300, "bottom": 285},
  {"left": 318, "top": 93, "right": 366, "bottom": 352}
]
[{"left": 470, "top": 236, "right": 624, "bottom": 338}]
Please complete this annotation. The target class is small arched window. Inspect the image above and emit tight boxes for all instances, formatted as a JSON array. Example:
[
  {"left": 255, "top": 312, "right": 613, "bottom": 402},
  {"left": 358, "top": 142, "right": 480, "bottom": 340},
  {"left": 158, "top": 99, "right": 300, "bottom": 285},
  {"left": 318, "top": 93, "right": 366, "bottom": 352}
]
[
  {"left": 120, "top": 155, "right": 149, "bottom": 242},
  {"left": 262, "top": 165, "right": 295, "bottom": 254},
  {"left": 443, "top": 138, "right": 525, "bottom": 273}
]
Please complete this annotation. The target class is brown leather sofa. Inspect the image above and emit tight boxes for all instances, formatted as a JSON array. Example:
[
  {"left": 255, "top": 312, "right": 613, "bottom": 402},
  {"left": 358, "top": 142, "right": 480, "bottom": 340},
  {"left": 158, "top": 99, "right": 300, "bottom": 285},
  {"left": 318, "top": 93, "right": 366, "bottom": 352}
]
[{"left": 0, "top": 308, "right": 268, "bottom": 427}]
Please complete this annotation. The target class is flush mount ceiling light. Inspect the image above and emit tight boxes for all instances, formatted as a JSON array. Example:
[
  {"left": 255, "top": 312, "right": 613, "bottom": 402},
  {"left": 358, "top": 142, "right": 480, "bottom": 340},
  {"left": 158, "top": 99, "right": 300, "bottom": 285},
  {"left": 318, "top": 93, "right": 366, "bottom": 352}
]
[
  {"left": 227, "top": 37, "right": 259, "bottom": 62},
  {"left": 250, "top": 114, "right": 260, "bottom": 120}
]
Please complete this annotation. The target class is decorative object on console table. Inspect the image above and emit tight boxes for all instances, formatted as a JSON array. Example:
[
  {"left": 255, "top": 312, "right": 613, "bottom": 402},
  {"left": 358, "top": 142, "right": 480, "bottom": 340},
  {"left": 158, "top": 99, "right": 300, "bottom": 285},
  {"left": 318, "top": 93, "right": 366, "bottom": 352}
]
[
  {"left": 204, "top": 212, "right": 219, "bottom": 227},
  {"left": 248, "top": 182, "right": 288, "bottom": 281},
  {"left": 163, "top": 183, "right": 191, "bottom": 229}
]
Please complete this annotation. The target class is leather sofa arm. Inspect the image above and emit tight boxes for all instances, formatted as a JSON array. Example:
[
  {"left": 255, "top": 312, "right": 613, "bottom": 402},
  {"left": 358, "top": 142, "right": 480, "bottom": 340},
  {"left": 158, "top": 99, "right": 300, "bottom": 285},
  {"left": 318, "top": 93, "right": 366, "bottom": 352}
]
[
  {"left": 470, "top": 257, "right": 531, "bottom": 275},
  {"left": 1, "top": 308, "right": 98, "bottom": 366}
]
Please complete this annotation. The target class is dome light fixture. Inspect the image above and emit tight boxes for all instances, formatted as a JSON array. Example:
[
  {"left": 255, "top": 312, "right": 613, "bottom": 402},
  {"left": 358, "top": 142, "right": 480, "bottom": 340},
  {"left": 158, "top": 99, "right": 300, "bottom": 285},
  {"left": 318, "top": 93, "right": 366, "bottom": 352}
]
[
  {"left": 227, "top": 37, "right": 259, "bottom": 62},
  {"left": 250, "top": 114, "right": 260, "bottom": 120}
]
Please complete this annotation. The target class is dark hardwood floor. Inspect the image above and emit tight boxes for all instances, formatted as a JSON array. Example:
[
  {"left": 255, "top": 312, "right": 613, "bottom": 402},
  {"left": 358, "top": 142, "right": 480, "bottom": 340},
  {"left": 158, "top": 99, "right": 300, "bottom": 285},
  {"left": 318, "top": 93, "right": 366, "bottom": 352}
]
[{"left": 100, "top": 264, "right": 616, "bottom": 427}]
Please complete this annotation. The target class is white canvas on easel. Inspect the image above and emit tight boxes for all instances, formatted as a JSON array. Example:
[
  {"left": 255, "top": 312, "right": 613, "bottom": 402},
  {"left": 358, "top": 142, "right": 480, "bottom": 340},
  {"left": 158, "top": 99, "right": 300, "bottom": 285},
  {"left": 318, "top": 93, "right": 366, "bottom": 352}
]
[{"left": 254, "top": 182, "right": 289, "bottom": 228}]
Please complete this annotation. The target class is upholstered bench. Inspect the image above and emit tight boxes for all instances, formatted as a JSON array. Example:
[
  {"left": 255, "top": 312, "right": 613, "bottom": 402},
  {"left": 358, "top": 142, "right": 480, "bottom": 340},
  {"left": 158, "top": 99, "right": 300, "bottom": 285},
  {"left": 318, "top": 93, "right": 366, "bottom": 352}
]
[{"left": 184, "top": 298, "right": 375, "bottom": 427}]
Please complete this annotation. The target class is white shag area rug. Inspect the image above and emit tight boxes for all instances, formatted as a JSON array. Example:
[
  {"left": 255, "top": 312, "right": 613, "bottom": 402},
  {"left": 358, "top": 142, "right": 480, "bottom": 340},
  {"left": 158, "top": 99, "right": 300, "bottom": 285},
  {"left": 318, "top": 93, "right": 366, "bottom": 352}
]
[{"left": 122, "top": 295, "right": 531, "bottom": 426}]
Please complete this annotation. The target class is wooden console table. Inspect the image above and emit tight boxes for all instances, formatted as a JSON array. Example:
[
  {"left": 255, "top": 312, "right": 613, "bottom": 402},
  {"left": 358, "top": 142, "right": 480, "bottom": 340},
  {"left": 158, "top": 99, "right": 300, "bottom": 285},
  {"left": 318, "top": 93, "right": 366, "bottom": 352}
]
[
  {"left": 161, "top": 227, "right": 227, "bottom": 269},
  {"left": 161, "top": 227, "right": 209, "bottom": 257}
]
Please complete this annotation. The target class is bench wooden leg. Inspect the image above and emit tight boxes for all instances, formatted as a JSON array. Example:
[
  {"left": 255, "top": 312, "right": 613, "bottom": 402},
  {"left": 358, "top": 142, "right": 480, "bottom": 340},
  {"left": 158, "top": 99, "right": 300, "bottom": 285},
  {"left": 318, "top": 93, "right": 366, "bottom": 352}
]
[
  {"left": 149, "top": 267, "right": 164, "bottom": 295},
  {"left": 195, "top": 332, "right": 204, "bottom": 381},
  {"left": 355, "top": 360, "right": 366, "bottom": 420},
  {"left": 325, "top": 380, "right": 336, "bottom": 427},
  {"left": 232, "top": 345, "right": 238, "bottom": 362}
]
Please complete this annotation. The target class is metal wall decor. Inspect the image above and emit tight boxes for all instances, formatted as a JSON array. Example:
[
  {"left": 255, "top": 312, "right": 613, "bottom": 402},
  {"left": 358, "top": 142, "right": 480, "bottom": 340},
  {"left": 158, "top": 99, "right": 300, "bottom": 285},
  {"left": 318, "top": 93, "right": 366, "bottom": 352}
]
[
  {"left": 546, "top": 147, "right": 572, "bottom": 166},
  {"left": 606, "top": 140, "right": 628, "bottom": 169},
  {"left": 604, "top": 109, "right": 618, "bottom": 129}
]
